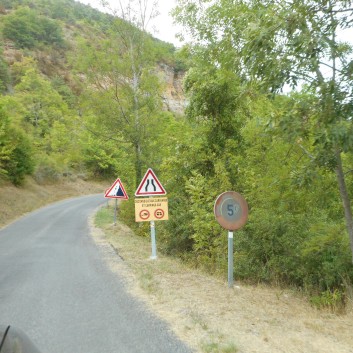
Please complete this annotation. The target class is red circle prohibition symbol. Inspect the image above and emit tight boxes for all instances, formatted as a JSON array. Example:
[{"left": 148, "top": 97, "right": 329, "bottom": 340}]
[
  {"left": 154, "top": 209, "right": 164, "bottom": 219},
  {"left": 139, "top": 209, "right": 150, "bottom": 220}
]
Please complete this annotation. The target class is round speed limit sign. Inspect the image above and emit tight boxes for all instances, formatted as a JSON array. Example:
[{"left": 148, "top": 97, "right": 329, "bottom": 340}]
[{"left": 214, "top": 191, "right": 248, "bottom": 230}]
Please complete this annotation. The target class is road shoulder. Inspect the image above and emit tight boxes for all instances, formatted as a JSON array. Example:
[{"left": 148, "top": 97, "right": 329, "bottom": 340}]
[{"left": 90, "top": 205, "right": 353, "bottom": 353}]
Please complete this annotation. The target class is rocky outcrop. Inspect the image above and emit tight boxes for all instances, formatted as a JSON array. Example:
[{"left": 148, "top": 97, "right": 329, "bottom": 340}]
[{"left": 158, "top": 63, "right": 186, "bottom": 116}]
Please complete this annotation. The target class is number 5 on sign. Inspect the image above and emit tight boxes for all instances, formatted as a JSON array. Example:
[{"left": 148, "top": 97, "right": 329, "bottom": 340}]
[
  {"left": 227, "top": 203, "right": 240, "bottom": 217},
  {"left": 214, "top": 192, "right": 248, "bottom": 231}
]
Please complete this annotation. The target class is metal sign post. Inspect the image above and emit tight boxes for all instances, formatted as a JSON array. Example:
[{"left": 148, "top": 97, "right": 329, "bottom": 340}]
[
  {"left": 228, "top": 231, "right": 234, "bottom": 288},
  {"left": 150, "top": 221, "right": 157, "bottom": 260},
  {"left": 214, "top": 191, "right": 249, "bottom": 288},
  {"left": 114, "top": 199, "right": 117, "bottom": 225}
]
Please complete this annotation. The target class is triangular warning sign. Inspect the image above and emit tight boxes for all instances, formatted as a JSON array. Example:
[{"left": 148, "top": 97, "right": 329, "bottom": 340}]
[
  {"left": 135, "top": 168, "right": 167, "bottom": 197},
  {"left": 105, "top": 178, "right": 129, "bottom": 200}
]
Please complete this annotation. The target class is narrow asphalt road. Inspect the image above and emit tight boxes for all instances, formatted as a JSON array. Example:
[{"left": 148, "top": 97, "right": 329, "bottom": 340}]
[{"left": 0, "top": 194, "right": 192, "bottom": 353}]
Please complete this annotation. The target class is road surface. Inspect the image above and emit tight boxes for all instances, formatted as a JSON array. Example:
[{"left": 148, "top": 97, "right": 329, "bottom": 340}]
[{"left": 0, "top": 194, "right": 192, "bottom": 353}]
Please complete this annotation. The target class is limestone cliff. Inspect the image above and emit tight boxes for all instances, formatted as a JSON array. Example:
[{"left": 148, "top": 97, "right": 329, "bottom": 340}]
[{"left": 158, "top": 63, "right": 186, "bottom": 116}]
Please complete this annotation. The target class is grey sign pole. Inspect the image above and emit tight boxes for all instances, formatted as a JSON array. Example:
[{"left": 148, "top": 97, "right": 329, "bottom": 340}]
[
  {"left": 228, "top": 231, "right": 234, "bottom": 288},
  {"left": 114, "top": 199, "right": 117, "bottom": 225},
  {"left": 150, "top": 221, "right": 157, "bottom": 259}
]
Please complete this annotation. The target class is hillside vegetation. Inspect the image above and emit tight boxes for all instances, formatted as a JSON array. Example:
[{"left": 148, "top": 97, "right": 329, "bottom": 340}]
[{"left": 1, "top": 0, "right": 353, "bottom": 307}]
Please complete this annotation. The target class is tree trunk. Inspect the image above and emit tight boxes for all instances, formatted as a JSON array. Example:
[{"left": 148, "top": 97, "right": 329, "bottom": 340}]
[
  {"left": 335, "top": 150, "right": 353, "bottom": 263},
  {"left": 135, "top": 142, "right": 142, "bottom": 189}
]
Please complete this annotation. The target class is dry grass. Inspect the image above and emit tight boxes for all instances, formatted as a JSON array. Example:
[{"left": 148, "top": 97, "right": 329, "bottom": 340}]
[
  {"left": 0, "top": 177, "right": 106, "bottom": 228},
  {"left": 92, "top": 204, "right": 353, "bottom": 353}
]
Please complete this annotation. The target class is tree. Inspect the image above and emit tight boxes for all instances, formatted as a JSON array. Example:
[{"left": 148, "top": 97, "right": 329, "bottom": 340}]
[
  {"left": 0, "top": 104, "right": 34, "bottom": 185},
  {"left": 0, "top": 61, "right": 80, "bottom": 176},
  {"left": 0, "top": 46, "right": 10, "bottom": 94},
  {"left": 2, "top": 7, "right": 64, "bottom": 49},
  {"left": 174, "top": 0, "right": 353, "bottom": 262},
  {"left": 75, "top": 0, "right": 166, "bottom": 187},
  {"left": 0, "top": 107, "right": 12, "bottom": 179},
  {"left": 158, "top": 46, "right": 255, "bottom": 263},
  {"left": 15, "top": 66, "right": 71, "bottom": 142}
]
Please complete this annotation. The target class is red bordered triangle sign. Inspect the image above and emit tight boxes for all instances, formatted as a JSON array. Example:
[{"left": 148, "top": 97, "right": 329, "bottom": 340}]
[
  {"left": 105, "top": 178, "right": 129, "bottom": 200},
  {"left": 135, "top": 168, "right": 167, "bottom": 197}
]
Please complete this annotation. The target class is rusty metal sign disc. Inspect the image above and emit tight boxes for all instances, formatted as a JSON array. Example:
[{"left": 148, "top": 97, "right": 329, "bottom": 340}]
[{"left": 214, "top": 191, "right": 248, "bottom": 230}]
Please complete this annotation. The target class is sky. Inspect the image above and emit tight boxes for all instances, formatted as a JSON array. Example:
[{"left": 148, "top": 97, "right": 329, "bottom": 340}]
[
  {"left": 76, "top": 1, "right": 353, "bottom": 50},
  {"left": 76, "top": 0, "right": 183, "bottom": 46}
]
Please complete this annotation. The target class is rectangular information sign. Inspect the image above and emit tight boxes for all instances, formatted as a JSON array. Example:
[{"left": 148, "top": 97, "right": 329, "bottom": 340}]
[{"left": 135, "top": 197, "right": 169, "bottom": 222}]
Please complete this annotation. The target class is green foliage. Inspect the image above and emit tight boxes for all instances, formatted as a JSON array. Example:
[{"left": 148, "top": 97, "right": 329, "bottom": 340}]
[
  {"left": 158, "top": 48, "right": 252, "bottom": 262},
  {"left": 50, "top": 76, "right": 76, "bottom": 107},
  {"left": 202, "top": 341, "right": 238, "bottom": 353},
  {"left": 0, "top": 108, "right": 12, "bottom": 178},
  {"left": 0, "top": 0, "right": 24, "bottom": 9},
  {"left": 301, "top": 221, "right": 353, "bottom": 291},
  {"left": 0, "top": 47, "right": 10, "bottom": 93},
  {"left": 45, "top": 0, "right": 112, "bottom": 25},
  {"left": 2, "top": 7, "right": 64, "bottom": 49},
  {"left": 310, "top": 289, "right": 345, "bottom": 312},
  {"left": 234, "top": 209, "right": 306, "bottom": 284},
  {"left": 0, "top": 48, "right": 81, "bottom": 184},
  {"left": 168, "top": 0, "right": 353, "bottom": 303},
  {"left": 1, "top": 0, "right": 38, "bottom": 8},
  {"left": 0, "top": 105, "right": 34, "bottom": 185},
  {"left": 15, "top": 66, "right": 72, "bottom": 141},
  {"left": 73, "top": 12, "right": 173, "bottom": 187},
  {"left": 82, "top": 139, "right": 121, "bottom": 179},
  {"left": 5, "top": 127, "right": 34, "bottom": 185},
  {"left": 0, "top": 0, "right": 183, "bottom": 188}
]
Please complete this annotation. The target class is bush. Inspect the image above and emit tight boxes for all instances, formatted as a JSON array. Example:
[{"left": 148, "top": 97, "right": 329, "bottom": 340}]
[
  {"left": 0, "top": 107, "right": 35, "bottom": 185},
  {"left": 310, "top": 289, "right": 345, "bottom": 312},
  {"left": 0, "top": 50, "right": 10, "bottom": 93},
  {"left": 6, "top": 130, "right": 35, "bottom": 185},
  {"left": 234, "top": 209, "right": 308, "bottom": 285},
  {"left": 3, "top": 7, "right": 64, "bottom": 49},
  {"left": 300, "top": 221, "right": 353, "bottom": 291},
  {"left": 33, "top": 156, "right": 61, "bottom": 184}
]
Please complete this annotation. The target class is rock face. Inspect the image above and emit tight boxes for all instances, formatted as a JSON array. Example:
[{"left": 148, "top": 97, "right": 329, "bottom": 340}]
[{"left": 158, "top": 63, "right": 186, "bottom": 116}]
